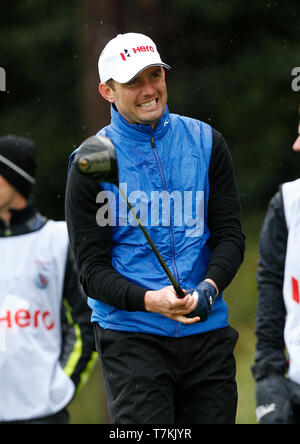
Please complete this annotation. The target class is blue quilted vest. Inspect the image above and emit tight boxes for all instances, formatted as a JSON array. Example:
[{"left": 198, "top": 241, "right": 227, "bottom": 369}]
[{"left": 69, "top": 105, "right": 229, "bottom": 337}]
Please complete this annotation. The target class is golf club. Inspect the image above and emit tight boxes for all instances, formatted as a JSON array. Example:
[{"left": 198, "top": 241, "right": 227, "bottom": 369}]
[{"left": 74, "top": 135, "right": 185, "bottom": 298}]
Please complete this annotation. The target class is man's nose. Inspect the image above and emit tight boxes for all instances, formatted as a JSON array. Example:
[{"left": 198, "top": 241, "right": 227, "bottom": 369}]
[
  {"left": 141, "top": 78, "right": 156, "bottom": 95},
  {"left": 293, "top": 135, "right": 300, "bottom": 152}
]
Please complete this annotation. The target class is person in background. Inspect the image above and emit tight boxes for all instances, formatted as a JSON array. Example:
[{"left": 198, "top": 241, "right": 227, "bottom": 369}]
[
  {"left": 252, "top": 117, "right": 300, "bottom": 424},
  {"left": 66, "top": 32, "right": 245, "bottom": 424},
  {"left": 0, "top": 135, "right": 96, "bottom": 424}
]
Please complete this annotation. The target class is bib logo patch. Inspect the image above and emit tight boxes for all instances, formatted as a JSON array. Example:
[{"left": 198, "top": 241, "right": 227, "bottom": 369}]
[
  {"left": 34, "top": 260, "right": 51, "bottom": 290},
  {"left": 35, "top": 273, "right": 48, "bottom": 289}
]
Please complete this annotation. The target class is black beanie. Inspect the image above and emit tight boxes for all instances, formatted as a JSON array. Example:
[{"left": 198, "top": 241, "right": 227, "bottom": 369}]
[{"left": 0, "top": 135, "right": 36, "bottom": 199}]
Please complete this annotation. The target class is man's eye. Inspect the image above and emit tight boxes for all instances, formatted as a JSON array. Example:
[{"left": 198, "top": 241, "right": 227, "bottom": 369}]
[{"left": 151, "top": 70, "right": 162, "bottom": 78}]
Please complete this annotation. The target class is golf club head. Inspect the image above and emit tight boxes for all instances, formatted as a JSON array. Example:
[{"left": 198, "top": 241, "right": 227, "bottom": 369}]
[{"left": 74, "top": 135, "right": 118, "bottom": 184}]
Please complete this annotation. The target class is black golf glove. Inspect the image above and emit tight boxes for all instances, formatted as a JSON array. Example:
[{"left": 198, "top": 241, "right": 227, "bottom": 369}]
[
  {"left": 255, "top": 374, "right": 293, "bottom": 424},
  {"left": 185, "top": 281, "right": 218, "bottom": 322}
]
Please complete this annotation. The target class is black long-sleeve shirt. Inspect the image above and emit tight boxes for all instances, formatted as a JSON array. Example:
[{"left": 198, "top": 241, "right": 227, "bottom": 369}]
[
  {"left": 65, "top": 128, "right": 245, "bottom": 312},
  {"left": 252, "top": 188, "right": 288, "bottom": 381}
]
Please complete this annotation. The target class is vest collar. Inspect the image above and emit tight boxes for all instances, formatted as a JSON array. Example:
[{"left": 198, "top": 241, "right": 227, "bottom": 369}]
[{"left": 110, "top": 104, "right": 170, "bottom": 141}]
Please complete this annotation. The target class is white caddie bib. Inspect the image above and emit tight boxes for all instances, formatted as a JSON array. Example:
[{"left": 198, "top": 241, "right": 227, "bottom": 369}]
[
  {"left": 282, "top": 179, "right": 300, "bottom": 385},
  {"left": 0, "top": 220, "right": 75, "bottom": 422}
]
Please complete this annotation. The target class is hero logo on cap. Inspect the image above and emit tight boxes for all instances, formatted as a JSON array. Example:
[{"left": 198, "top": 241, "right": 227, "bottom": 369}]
[
  {"left": 120, "top": 49, "right": 131, "bottom": 61},
  {"left": 98, "top": 32, "right": 170, "bottom": 84},
  {"left": 120, "top": 45, "right": 155, "bottom": 61}
]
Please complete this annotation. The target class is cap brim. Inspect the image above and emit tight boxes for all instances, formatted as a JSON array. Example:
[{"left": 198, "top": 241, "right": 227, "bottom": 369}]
[{"left": 112, "top": 61, "right": 171, "bottom": 84}]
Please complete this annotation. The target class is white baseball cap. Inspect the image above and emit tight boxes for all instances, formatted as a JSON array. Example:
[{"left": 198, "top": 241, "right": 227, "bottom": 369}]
[{"left": 98, "top": 33, "right": 171, "bottom": 84}]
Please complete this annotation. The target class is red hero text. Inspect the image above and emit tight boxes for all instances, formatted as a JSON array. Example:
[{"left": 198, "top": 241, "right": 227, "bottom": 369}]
[
  {"left": 292, "top": 277, "right": 300, "bottom": 304},
  {"left": 0, "top": 309, "right": 55, "bottom": 330},
  {"left": 132, "top": 46, "right": 154, "bottom": 53}
]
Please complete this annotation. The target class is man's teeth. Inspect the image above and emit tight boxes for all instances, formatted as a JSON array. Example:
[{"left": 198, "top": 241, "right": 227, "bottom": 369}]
[{"left": 139, "top": 99, "right": 156, "bottom": 108}]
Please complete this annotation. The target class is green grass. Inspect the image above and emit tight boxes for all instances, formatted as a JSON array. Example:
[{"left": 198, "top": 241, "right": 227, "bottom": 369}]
[
  {"left": 69, "top": 361, "right": 109, "bottom": 424},
  {"left": 227, "top": 210, "right": 265, "bottom": 424},
  {"left": 68, "top": 210, "right": 264, "bottom": 424},
  {"left": 234, "top": 322, "right": 257, "bottom": 424}
]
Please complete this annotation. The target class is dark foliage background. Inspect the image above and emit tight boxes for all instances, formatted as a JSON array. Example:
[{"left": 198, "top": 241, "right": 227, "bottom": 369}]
[
  {"left": 1, "top": 0, "right": 299, "bottom": 424},
  {"left": 1, "top": 0, "right": 299, "bottom": 220}
]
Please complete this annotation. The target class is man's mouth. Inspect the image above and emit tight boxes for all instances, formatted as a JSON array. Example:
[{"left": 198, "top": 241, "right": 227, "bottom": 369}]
[{"left": 138, "top": 99, "right": 158, "bottom": 108}]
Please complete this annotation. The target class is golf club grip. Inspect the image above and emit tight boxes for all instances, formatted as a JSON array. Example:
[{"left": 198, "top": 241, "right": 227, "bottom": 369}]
[{"left": 118, "top": 187, "right": 185, "bottom": 299}]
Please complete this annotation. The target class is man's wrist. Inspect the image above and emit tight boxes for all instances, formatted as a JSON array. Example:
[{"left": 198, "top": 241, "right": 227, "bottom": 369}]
[
  {"left": 204, "top": 279, "right": 219, "bottom": 296},
  {"left": 144, "top": 290, "right": 154, "bottom": 312}
]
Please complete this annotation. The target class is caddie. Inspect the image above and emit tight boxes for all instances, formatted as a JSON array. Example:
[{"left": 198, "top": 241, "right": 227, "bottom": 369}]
[
  {"left": 0, "top": 135, "right": 95, "bottom": 424},
  {"left": 252, "top": 117, "right": 300, "bottom": 424}
]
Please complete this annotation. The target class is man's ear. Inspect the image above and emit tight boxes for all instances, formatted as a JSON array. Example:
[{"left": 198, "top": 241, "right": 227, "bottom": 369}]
[{"left": 99, "top": 83, "right": 115, "bottom": 103}]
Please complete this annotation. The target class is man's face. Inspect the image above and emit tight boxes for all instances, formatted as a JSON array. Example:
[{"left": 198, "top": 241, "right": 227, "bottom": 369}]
[
  {"left": 293, "top": 123, "right": 300, "bottom": 152},
  {"left": 101, "top": 66, "right": 167, "bottom": 129},
  {"left": 0, "top": 175, "right": 16, "bottom": 211}
]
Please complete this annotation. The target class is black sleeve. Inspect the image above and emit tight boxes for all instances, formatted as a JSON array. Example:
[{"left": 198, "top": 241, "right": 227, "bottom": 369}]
[
  {"left": 205, "top": 129, "right": 246, "bottom": 292},
  {"left": 65, "top": 162, "right": 147, "bottom": 312},
  {"left": 60, "top": 247, "right": 96, "bottom": 388},
  {"left": 251, "top": 189, "right": 288, "bottom": 381}
]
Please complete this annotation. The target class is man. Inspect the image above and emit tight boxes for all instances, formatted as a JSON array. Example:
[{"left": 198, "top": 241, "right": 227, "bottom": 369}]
[
  {"left": 0, "top": 135, "right": 95, "bottom": 424},
  {"left": 252, "top": 119, "right": 300, "bottom": 424},
  {"left": 65, "top": 33, "right": 245, "bottom": 424}
]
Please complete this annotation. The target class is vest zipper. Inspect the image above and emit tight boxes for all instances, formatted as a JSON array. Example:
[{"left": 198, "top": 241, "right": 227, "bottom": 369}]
[{"left": 150, "top": 136, "right": 181, "bottom": 337}]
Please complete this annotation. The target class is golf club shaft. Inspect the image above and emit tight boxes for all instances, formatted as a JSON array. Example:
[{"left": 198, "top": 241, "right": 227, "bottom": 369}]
[{"left": 118, "top": 187, "right": 185, "bottom": 298}]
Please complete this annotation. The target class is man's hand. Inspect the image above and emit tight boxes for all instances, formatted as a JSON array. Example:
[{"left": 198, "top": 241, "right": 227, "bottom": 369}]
[
  {"left": 255, "top": 374, "right": 293, "bottom": 424},
  {"left": 185, "top": 279, "right": 219, "bottom": 322},
  {"left": 144, "top": 286, "right": 200, "bottom": 324}
]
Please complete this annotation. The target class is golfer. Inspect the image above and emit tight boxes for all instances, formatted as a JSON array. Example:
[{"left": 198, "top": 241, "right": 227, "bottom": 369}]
[
  {"left": 252, "top": 118, "right": 300, "bottom": 424},
  {"left": 65, "top": 32, "right": 245, "bottom": 424},
  {"left": 0, "top": 135, "right": 95, "bottom": 424}
]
